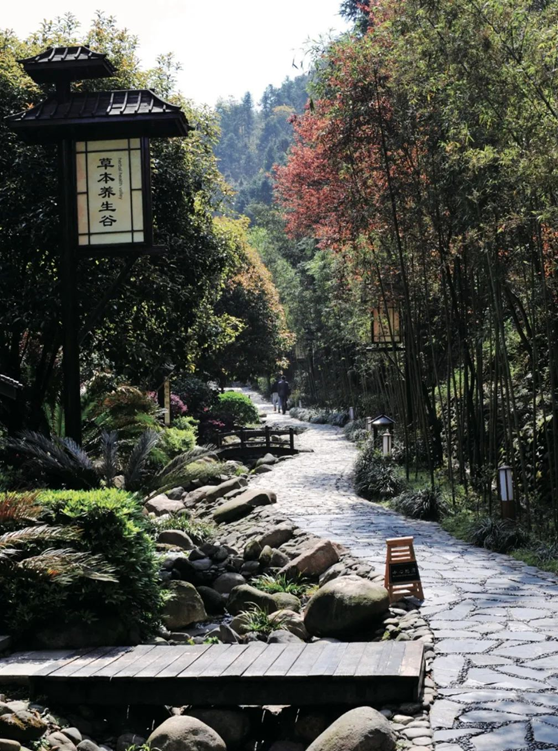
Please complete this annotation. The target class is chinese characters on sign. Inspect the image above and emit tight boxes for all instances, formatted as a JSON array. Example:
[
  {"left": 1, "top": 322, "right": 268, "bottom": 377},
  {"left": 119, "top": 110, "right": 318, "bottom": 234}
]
[
  {"left": 76, "top": 139, "right": 145, "bottom": 246},
  {"left": 384, "top": 537, "right": 424, "bottom": 603}
]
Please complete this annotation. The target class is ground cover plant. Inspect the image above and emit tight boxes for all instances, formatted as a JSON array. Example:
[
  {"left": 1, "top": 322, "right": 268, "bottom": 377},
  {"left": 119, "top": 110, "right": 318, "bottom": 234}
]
[
  {"left": 393, "top": 487, "right": 449, "bottom": 522},
  {"left": 354, "top": 440, "right": 407, "bottom": 501}
]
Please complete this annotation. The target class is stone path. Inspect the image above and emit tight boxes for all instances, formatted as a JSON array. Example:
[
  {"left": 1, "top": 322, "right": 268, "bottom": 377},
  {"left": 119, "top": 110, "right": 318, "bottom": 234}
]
[{"left": 246, "top": 390, "right": 558, "bottom": 751}]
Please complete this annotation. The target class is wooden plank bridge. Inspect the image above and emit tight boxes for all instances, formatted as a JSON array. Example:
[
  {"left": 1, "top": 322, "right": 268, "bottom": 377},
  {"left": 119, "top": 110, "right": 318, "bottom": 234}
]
[
  {"left": 0, "top": 641, "right": 424, "bottom": 706},
  {"left": 216, "top": 427, "right": 300, "bottom": 460}
]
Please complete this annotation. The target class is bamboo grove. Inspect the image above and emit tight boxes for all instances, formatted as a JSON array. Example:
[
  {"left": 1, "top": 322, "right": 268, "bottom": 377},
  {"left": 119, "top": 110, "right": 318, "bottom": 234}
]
[{"left": 274, "top": 0, "right": 558, "bottom": 534}]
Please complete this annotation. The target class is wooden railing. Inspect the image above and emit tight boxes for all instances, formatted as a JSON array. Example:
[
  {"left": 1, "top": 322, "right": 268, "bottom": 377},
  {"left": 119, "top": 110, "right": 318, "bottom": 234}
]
[{"left": 215, "top": 426, "right": 295, "bottom": 453}]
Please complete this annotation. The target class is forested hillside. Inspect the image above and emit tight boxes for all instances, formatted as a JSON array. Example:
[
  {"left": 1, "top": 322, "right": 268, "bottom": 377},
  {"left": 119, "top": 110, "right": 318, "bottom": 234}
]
[{"left": 214, "top": 76, "right": 309, "bottom": 215}]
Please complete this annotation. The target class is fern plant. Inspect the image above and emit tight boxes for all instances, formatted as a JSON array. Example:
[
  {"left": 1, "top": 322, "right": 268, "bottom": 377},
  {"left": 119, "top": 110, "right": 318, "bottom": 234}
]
[{"left": 0, "top": 492, "right": 116, "bottom": 583}]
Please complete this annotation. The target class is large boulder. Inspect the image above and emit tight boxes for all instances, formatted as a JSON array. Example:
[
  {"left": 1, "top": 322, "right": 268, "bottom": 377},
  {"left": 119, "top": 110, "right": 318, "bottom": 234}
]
[
  {"left": 204, "top": 478, "right": 247, "bottom": 504},
  {"left": 270, "top": 549, "right": 290, "bottom": 568},
  {"left": 227, "top": 584, "right": 278, "bottom": 615},
  {"left": 213, "top": 573, "right": 246, "bottom": 595},
  {"left": 212, "top": 499, "right": 252, "bottom": 524},
  {"left": 306, "top": 707, "right": 395, "bottom": 751},
  {"left": 272, "top": 593, "right": 302, "bottom": 613},
  {"left": 184, "top": 710, "right": 250, "bottom": 748},
  {"left": 234, "top": 488, "right": 277, "bottom": 508},
  {"left": 162, "top": 581, "right": 207, "bottom": 630},
  {"left": 256, "top": 453, "right": 276, "bottom": 467},
  {"left": 197, "top": 586, "right": 226, "bottom": 615},
  {"left": 147, "top": 716, "right": 226, "bottom": 751},
  {"left": 157, "top": 530, "right": 194, "bottom": 550},
  {"left": 280, "top": 541, "right": 339, "bottom": 580},
  {"left": 304, "top": 576, "right": 389, "bottom": 637},
  {"left": 213, "top": 489, "right": 276, "bottom": 524},
  {"left": 145, "top": 495, "right": 185, "bottom": 516},
  {"left": 269, "top": 609, "right": 308, "bottom": 640},
  {"left": 0, "top": 711, "right": 48, "bottom": 742},
  {"left": 258, "top": 524, "right": 295, "bottom": 549}
]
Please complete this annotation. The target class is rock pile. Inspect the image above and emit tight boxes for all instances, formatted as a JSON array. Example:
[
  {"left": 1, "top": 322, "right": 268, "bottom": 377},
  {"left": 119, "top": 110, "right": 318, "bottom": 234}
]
[{"left": 0, "top": 445, "right": 436, "bottom": 751}]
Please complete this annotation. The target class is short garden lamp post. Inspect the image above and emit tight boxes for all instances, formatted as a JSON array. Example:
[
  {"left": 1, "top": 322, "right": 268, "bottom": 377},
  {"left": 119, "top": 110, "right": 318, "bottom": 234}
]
[
  {"left": 6, "top": 46, "right": 192, "bottom": 444},
  {"left": 369, "top": 414, "right": 395, "bottom": 447},
  {"left": 498, "top": 464, "right": 516, "bottom": 521},
  {"left": 382, "top": 430, "right": 393, "bottom": 457}
]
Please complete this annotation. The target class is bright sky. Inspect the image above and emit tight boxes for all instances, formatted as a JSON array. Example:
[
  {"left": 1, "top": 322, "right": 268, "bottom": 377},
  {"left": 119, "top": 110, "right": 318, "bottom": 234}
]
[{"left": 2, "top": 1, "right": 349, "bottom": 107}]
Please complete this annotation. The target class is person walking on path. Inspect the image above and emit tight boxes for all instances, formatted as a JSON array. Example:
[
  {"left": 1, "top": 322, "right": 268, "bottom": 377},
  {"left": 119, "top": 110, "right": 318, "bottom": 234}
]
[
  {"left": 270, "top": 376, "right": 280, "bottom": 412},
  {"left": 276, "top": 375, "right": 291, "bottom": 415}
]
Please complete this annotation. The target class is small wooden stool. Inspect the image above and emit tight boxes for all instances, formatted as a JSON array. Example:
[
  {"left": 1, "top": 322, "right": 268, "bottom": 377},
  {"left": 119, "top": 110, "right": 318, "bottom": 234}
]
[{"left": 384, "top": 536, "right": 424, "bottom": 603}]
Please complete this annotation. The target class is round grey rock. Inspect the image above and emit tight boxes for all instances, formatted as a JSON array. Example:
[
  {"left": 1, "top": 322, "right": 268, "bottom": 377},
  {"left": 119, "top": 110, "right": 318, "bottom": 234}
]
[
  {"left": 185, "top": 709, "right": 250, "bottom": 748},
  {"left": 304, "top": 576, "right": 389, "bottom": 637},
  {"left": 227, "top": 584, "right": 278, "bottom": 615},
  {"left": 306, "top": 707, "right": 395, "bottom": 751},
  {"left": 162, "top": 581, "right": 208, "bottom": 630},
  {"left": 213, "top": 573, "right": 246, "bottom": 595},
  {"left": 147, "top": 716, "right": 226, "bottom": 751},
  {"left": 158, "top": 530, "right": 194, "bottom": 550},
  {"left": 60, "top": 730, "right": 82, "bottom": 746}
]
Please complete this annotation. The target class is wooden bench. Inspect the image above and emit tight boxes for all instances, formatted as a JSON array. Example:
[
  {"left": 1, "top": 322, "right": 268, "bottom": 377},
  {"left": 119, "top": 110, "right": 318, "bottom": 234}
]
[{"left": 0, "top": 642, "right": 424, "bottom": 706}]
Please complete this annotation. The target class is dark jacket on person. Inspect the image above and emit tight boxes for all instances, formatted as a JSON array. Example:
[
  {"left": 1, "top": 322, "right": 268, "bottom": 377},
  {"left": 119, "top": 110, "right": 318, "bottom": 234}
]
[{"left": 276, "top": 379, "right": 291, "bottom": 399}]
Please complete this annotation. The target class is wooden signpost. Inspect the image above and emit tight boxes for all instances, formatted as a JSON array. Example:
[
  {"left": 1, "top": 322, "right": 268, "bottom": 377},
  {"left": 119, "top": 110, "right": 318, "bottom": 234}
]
[{"left": 384, "top": 537, "right": 424, "bottom": 603}]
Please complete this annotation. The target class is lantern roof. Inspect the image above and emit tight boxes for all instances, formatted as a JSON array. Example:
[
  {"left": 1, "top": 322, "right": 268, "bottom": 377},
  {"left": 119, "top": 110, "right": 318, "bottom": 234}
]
[
  {"left": 0, "top": 373, "right": 24, "bottom": 400},
  {"left": 18, "top": 45, "right": 116, "bottom": 83},
  {"left": 6, "top": 89, "right": 193, "bottom": 144},
  {"left": 18, "top": 46, "right": 116, "bottom": 84},
  {"left": 370, "top": 414, "right": 395, "bottom": 426}
]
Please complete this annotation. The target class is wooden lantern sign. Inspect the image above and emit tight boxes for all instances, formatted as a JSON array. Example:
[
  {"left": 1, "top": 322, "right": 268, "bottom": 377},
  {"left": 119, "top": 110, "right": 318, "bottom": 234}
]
[
  {"left": 6, "top": 46, "right": 192, "bottom": 443},
  {"left": 384, "top": 537, "right": 424, "bottom": 603}
]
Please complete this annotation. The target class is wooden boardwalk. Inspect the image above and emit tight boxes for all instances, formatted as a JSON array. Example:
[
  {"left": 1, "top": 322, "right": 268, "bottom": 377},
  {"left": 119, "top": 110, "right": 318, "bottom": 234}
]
[{"left": 0, "top": 641, "right": 424, "bottom": 706}]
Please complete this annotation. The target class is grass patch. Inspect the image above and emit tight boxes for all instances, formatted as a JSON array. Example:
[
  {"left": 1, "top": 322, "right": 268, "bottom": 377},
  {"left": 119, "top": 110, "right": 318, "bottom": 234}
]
[
  {"left": 241, "top": 605, "right": 280, "bottom": 636},
  {"left": 151, "top": 513, "right": 215, "bottom": 544},
  {"left": 251, "top": 573, "right": 309, "bottom": 597},
  {"left": 511, "top": 545, "right": 558, "bottom": 575}
]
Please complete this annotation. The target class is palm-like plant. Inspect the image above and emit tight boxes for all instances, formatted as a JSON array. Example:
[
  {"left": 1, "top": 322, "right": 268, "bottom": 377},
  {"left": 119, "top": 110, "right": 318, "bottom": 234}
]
[
  {"left": 7, "top": 430, "right": 218, "bottom": 496},
  {"left": 0, "top": 492, "right": 116, "bottom": 583},
  {"left": 7, "top": 429, "right": 161, "bottom": 491}
]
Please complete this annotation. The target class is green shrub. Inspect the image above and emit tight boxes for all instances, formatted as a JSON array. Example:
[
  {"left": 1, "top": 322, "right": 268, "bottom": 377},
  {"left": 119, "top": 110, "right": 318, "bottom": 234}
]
[
  {"left": 173, "top": 415, "right": 199, "bottom": 433},
  {"left": 82, "top": 384, "right": 160, "bottom": 442},
  {"left": 354, "top": 440, "right": 407, "bottom": 500},
  {"left": 344, "top": 419, "right": 368, "bottom": 442},
  {"left": 1, "top": 489, "right": 164, "bottom": 642},
  {"left": 468, "top": 517, "right": 528, "bottom": 554},
  {"left": 211, "top": 391, "right": 260, "bottom": 427},
  {"left": 160, "top": 426, "right": 196, "bottom": 458},
  {"left": 394, "top": 487, "right": 448, "bottom": 521}
]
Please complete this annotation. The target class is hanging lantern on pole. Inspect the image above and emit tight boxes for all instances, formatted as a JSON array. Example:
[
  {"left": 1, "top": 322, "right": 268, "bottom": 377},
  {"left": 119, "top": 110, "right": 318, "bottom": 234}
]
[
  {"left": 382, "top": 430, "right": 393, "bottom": 457},
  {"left": 498, "top": 465, "right": 515, "bottom": 520}
]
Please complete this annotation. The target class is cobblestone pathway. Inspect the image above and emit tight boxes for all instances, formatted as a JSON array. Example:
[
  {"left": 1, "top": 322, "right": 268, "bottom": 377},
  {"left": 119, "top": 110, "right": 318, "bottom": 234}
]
[{"left": 247, "top": 390, "right": 558, "bottom": 751}]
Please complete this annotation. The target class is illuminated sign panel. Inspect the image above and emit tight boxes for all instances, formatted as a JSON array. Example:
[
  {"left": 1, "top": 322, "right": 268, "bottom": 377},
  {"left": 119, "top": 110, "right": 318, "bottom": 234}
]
[{"left": 76, "top": 138, "right": 145, "bottom": 246}]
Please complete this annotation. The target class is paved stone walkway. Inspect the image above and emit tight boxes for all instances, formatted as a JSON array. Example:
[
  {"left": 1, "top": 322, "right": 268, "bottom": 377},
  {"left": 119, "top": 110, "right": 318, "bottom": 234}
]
[{"left": 247, "top": 390, "right": 558, "bottom": 751}]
